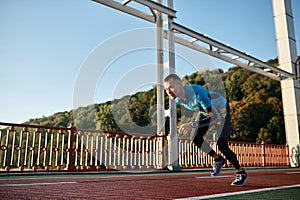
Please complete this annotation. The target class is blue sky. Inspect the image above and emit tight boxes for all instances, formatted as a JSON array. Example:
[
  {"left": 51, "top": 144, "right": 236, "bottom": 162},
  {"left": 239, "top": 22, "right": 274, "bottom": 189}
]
[{"left": 1, "top": 0, "right": 300, "bottom": 124}]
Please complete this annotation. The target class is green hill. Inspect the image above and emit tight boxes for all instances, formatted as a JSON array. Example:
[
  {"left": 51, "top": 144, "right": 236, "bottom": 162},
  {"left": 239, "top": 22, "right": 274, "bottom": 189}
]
[{"left": 26, "top": 59, "right": 286, "bottom": 144}]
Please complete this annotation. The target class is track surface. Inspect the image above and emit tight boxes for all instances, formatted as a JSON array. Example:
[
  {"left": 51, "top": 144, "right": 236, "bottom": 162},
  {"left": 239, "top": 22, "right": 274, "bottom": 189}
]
[{"left": 0, "top": 168, "right": 300, "bottom": 199}]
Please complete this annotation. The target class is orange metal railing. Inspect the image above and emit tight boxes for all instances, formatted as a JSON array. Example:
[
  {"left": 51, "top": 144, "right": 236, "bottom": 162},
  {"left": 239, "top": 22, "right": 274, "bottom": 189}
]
[
  {"left": 0, "top": 122, "right": 164, "bottom": 172},
  {"left": 228, "top": 141, "right": 289, "bottom": 167},
  {"left": 0, "top": 122, "right": 74, "bottom": 172},
  {"left": 0, "top": 122, "right": 290, "bottom": 173},
  {"left": 177, "top": 138, "right": 290, "bottom": 168}
]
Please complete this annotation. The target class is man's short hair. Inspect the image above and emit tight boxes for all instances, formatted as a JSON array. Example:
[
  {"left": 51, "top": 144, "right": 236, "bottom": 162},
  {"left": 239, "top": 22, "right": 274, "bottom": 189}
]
[{"left": 164, "top": 74, "right": 181, "bottom": 82}]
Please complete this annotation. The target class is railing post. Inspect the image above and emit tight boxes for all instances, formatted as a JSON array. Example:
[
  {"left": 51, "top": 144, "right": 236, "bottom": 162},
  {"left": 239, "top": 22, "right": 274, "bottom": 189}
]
[
  {"left": 261, "top": 141, "right": 266, "bottom": 167},
  {"left": 67, "top": 124, "right": 76, "bottom": 171},
  {"left": 286, "top": 143, "right": 291, "bottom": 166}
]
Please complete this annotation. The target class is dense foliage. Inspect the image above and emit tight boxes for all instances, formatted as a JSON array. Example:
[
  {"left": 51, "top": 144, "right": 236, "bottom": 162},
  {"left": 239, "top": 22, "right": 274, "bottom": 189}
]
[
  {"left": 225, "top": 67, "right": 285, "bottom": 144},
  {"left": 26, "top": 59, "right": 286, "bottom": 144}
]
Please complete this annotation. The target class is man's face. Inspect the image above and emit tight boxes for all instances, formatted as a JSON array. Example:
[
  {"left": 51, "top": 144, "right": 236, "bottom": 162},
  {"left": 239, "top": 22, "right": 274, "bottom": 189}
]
[{"left": 164, "top": 78, "right": 183, "bottom": 100}]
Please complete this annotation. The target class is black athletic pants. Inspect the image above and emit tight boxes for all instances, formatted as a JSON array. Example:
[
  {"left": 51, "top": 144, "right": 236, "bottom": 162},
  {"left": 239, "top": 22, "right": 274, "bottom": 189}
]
[{"left": 192, "top": 103, "right": 241, "bottom": 170}]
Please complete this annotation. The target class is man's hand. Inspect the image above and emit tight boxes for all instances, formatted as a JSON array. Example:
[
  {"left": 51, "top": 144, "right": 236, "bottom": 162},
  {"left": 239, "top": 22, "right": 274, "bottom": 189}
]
[{"left": 177, "top": 122, "right": 192, "bottom": 134}]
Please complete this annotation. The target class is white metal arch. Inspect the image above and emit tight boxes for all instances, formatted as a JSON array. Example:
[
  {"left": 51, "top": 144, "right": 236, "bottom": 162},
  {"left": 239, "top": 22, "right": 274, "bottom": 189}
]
[{"left": 92, "top": 0, "right": 299, "bottom": 168}]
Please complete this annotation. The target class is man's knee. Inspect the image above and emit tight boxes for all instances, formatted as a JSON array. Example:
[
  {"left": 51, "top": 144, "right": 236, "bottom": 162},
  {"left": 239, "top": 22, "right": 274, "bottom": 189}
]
[
  {"left": 217, "top": 138, "right": 229, "bottom": 153},
  {"left": 193, "top": 137, "right": 204, "bottom": 148}
]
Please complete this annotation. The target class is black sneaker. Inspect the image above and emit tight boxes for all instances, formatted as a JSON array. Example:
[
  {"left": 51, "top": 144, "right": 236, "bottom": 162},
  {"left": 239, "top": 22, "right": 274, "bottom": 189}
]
[
  {"left": 231, "top": 171, "right": 248, "bottom": 186},
  {"left": 210, "top": 156, "right": 226, "bottom": 176}
]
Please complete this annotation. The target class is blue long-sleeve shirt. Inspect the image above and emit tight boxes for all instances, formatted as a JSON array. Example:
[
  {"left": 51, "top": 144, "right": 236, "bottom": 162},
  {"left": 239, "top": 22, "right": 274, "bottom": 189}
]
[{"left": 174, "top": 85, "right": 226, "bottom": 115}]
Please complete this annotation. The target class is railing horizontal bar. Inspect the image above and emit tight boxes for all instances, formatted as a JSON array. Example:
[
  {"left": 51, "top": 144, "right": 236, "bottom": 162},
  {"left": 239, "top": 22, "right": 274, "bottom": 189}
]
[{"left": 0, "top": 122, "right": 71, "bottom": 131}]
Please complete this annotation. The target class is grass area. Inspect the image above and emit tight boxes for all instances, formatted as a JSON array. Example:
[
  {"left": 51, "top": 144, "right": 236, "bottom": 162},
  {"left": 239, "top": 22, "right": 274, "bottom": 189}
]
[{"left": 209, "top": 187, "right": 300, "bottom": 200}]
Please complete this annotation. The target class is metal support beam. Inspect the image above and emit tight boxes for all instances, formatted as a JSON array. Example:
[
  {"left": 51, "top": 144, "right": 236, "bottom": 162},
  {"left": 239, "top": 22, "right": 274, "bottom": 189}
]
[
  {"left": 162, "top": 31, "right": 282, "bottom": 81},
  {"left": 121, "top": 0, "right": 132, "bottom": 5},
  {"left": 156, "top": 0, "right": 165, "bottom": 169},
  {"left": 166, "top": 0, "right": 180, "bottom": 171},
  {"left": 91, "top": 0, "right": 295, "bottom": 81},
  {"left": 273, "top": 0, "right": 300, "bottom": 167},
  {"left": 172, "top": 22, "right": 295, "bottom": 80},
  {"left": 133, "top": 0, "right": 176, "bottom": 18},
  {"left": 92, "top": 0, "right": 155, "bottom": 23},
  {"left": 156, "top": 3, "right": 164, "bottom": 135}
]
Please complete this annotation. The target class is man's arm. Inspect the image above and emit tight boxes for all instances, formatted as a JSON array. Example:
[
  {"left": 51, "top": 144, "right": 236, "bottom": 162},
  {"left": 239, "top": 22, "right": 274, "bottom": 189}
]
[
  {"left": 178, "top": 105, "right": 221, "bottom": 134},
  {"left": 195, "top": 105, "right": 221, "bottom": 127}
]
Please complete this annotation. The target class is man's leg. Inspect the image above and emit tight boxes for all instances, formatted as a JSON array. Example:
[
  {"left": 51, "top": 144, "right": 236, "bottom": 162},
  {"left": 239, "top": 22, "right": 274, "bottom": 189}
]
[
  {"left": 192, "top": 125, "right": 216, "bottom": 156},
  {"left": 217, "top": 103, "right": 248, "bottom": 186},
  {"left": 217, "top": 138, "right": 240, "bottom": 170},
  {"left": 218, "top": 138, "right": 248, "bottom": 186},
  {"left": 192, "top": 125, "right": 226, "bottom": 175}
]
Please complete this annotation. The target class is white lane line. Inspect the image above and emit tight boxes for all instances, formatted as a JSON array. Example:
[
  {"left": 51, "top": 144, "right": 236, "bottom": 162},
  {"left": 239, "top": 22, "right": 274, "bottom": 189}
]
[
  {"left": 195, "top": 175, "right": 232, "bottom": 179},
  {"left": 0, "top": 181, "right": 77, "bottom": 187},
  {"left": 176, "top": 184, "right": 300, "bottom": 200},
  {"left": 286, "top": 171, "right": 300, "bottom": 174}
]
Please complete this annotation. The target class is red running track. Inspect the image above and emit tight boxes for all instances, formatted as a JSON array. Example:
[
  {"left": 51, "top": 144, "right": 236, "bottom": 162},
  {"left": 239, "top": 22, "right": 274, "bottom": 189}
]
[{"left": 0, "top": 168, "right": 300, "bottom": 199}]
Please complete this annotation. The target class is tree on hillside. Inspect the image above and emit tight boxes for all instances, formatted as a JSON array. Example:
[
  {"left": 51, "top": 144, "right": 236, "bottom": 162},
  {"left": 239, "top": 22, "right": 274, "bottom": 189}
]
[
  {"left": 227, "top": 69, "right": 285, "bottom": 144},
  {"left": 27, "top": 111, "right": 71, "bottom": 128},
  {"left": 96, "top": 102, "right": 120, "bottom": 132},
  {"left": 73, "top": 105, "right": 96, "bottom": 130},
  {"left": 182, "top": 69, "right": 225, "bottom": 96},
  {"left": 225, "top": 67, "right": 251, "bottom": 102}
]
